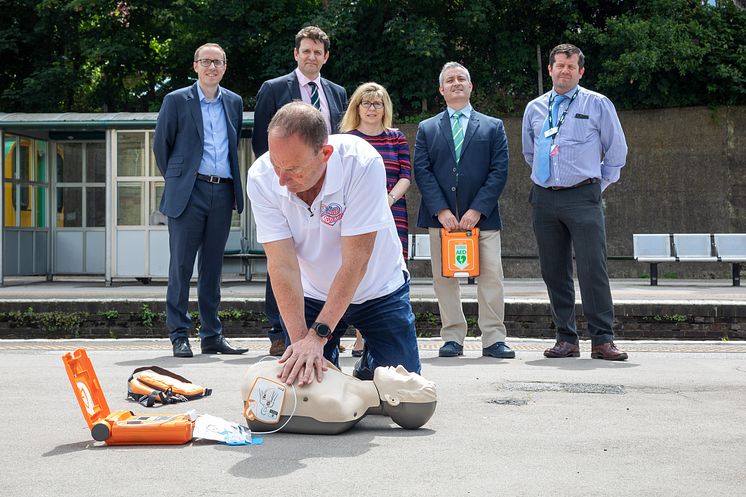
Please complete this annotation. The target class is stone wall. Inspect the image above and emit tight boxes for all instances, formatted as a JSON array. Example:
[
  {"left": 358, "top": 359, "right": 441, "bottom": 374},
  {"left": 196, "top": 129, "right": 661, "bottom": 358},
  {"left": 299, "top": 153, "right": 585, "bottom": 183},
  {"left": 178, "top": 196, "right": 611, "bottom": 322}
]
[
  {"left": 1, "top": 300, "right": 742, "bottom": 341},
  {"left": 398, "top": 106, "right": 746, "bottom": 279}
]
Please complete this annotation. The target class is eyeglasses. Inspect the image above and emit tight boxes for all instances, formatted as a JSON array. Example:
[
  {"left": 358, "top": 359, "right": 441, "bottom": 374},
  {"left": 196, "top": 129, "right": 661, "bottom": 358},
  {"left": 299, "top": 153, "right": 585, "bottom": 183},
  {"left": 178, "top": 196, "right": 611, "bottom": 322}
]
[
  {"left": 195, "top": 58, "right": 225, "bottom": 68},
  {"left": 360, "top": 101, "right": 384, "bottom": 110}
]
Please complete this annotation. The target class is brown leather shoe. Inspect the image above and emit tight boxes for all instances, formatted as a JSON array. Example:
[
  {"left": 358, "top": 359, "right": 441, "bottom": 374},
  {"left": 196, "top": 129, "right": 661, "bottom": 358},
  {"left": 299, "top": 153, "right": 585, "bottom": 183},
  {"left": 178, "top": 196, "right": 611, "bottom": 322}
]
[
  {"left": 591, "top": 342, "right": 628, "bottom": 361},
  {"left": 269, "top": 339, "right": 286, "bottom": 357},
  {"left": 543, "top": 341, "right": 580, "bottom": 358}
]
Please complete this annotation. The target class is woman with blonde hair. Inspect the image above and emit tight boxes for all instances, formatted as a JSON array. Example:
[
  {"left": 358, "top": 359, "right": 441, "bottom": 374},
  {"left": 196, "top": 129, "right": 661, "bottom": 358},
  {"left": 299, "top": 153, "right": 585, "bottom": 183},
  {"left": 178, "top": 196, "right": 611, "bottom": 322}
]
[{"left": 341, "top": 82, "right": 411, "bottom": 356}]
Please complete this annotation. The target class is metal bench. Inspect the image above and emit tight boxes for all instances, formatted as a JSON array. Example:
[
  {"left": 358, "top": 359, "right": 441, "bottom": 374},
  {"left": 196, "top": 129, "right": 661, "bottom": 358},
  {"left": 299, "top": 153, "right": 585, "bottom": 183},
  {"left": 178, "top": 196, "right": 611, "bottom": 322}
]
[
  {"left": 633, "top": 233, "right": 745, "bottom": 286},
  {"left": 633, "top": 234, "right": 675, "bottom": 285},
  {"left": 224, "top": 237, "right": 266, "bottom": 281},
  {"left": 408, "top": 234, "right": 432, "bottom": 261},
  {"left": 713, "top": 233, "right": 746, "bottom": 286}
]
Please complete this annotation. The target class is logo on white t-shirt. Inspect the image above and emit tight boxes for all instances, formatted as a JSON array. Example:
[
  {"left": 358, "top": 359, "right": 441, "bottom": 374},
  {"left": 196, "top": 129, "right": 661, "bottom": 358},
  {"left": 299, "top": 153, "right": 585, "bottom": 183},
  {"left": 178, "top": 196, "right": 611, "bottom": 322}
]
[{"left": 320, "top": 202, "right": 345, "bottom": 226}]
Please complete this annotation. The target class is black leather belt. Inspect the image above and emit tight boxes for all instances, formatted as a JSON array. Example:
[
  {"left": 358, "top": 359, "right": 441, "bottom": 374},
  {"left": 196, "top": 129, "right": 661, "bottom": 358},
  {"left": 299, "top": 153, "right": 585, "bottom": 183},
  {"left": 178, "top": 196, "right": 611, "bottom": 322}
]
[
  {"left": 196, "top": 173, "right": 232, "bottom": 184},
  {"left": 547, "top": 178, "right": 598, "bottom": 190}
]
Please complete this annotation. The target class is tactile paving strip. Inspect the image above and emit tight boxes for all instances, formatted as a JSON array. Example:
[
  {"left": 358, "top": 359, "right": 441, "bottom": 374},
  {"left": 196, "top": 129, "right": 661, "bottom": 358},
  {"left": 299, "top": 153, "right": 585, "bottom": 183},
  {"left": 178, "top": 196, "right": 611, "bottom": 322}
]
[{"left": 1, "top": 340, "right": 745, "bottom": 353}]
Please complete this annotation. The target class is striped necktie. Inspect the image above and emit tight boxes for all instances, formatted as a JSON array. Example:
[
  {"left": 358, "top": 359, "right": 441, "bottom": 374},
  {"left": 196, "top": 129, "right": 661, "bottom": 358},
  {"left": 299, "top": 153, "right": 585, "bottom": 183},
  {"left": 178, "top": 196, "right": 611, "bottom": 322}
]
[
  {"left": 452, "top": 111, "right": 464, "bottom": 161},
  {"left": 308, "top": 82, "right": 321, "bottom": 110}
]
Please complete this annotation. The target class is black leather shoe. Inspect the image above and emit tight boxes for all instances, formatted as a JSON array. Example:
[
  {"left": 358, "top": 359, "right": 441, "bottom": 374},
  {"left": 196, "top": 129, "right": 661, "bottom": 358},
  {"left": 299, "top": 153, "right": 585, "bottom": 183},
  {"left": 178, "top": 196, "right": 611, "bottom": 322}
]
[
  {"left": 201, "top": 335, "right": 248, "bottom": 355},
  {"left": 172, "top": 337, "right": 193, "bottom": 358}
]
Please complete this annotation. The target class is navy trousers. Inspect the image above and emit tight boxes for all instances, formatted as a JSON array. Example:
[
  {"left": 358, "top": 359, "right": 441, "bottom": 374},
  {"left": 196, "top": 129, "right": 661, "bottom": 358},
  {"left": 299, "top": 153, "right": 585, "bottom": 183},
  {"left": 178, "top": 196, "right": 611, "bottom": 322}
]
[
  {"left": 265, "top": 275, "right": 287, "bottom": 343},
  {"left": 280, "top": 275, "right": 421, "bottom": 378},
  {"left": 530, "top": 183, "right": 615, "bottom": 345},
  {"left": 166, "top": 178, "right": 234, "bottom": 341}
]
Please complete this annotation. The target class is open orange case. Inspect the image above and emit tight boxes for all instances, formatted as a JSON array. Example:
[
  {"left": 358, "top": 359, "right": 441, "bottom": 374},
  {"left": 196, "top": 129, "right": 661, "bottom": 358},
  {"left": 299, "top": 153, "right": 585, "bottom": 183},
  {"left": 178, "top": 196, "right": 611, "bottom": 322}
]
[
  {"left": 440, "top": 228, "right": 480, "bottom": 278},
  {"left": 62, "top": 348, "right": 195, "bottom": 445}
]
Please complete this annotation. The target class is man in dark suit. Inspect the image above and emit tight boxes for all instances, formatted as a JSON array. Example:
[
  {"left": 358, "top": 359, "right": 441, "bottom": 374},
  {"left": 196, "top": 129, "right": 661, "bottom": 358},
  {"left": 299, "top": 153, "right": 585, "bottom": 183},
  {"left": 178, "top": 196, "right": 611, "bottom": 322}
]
[
  {"left": 154, "top": 42, "right": 248, "bottom": 358},
  {"left": 252, "top": 26, "right": 348, "bottom": 356},
  {"left": 414, "top": 61, "right": 514, "bottom": 360}
]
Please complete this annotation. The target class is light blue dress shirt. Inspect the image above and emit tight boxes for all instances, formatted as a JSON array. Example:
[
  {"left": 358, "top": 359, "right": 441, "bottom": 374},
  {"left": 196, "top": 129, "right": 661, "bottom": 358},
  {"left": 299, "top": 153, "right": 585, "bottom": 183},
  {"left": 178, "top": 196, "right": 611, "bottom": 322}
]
[
  {"left": 521, "top": 85, "right": 627, "bottom": 191},
  {"left": 447, "top": 104, "right": 472, "bottom": 136},
  {"left": 197, "top": 84, "right": 231, "bottom": 179}
]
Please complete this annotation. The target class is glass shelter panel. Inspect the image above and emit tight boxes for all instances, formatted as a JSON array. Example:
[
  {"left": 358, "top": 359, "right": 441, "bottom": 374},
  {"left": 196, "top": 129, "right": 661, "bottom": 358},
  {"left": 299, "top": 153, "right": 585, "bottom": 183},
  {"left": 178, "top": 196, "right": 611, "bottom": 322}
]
[
  {"left": 117, "top": 133, "right": 145, "bottom": 177},
  {"left": 3, "top": 182, "right": 15, "bottom": 227},
  {"left": 4, "top": 135, "right": 16, "bottom": 179},
  {"left": 86, "top": 187, "right": 106, "bottom": 227},
  {"left": 57, "top": 186, "right": 82, "bottom": 227},
  {"left": 86, "top": 143, "right": 106, "bottom": 182},
  {"left": 117, "top": 182, "right": 143, "bottom": 225},
  {"left": 36, "top": 139, "right": 47, "bottom": 183},
  {"left": 36, "top": 186, "right": 46, "bottom": 228},
  {"left": 57, "top": 144, "right": 83, "bottom": 182}
]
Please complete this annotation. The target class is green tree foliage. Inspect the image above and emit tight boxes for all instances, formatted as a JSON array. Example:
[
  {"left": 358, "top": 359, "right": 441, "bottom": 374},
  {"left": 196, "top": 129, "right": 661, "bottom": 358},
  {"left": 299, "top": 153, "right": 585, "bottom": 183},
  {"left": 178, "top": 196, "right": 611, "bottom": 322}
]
[{"left": 0, "top": 0, "right": 743, "bottom": 114}]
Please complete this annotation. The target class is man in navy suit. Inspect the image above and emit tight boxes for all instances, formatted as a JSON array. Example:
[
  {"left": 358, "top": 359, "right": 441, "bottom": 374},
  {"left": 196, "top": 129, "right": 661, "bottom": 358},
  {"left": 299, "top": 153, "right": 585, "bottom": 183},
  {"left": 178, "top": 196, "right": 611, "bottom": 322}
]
[
  {"left": 154, "top": 43, "right": 248, "bottom": 358},
  {"left": 414, "top": 61, "right": 514, "bottom": 360},
  {"left": 252, "top": 26, "right": 348, "bottom": 357}
]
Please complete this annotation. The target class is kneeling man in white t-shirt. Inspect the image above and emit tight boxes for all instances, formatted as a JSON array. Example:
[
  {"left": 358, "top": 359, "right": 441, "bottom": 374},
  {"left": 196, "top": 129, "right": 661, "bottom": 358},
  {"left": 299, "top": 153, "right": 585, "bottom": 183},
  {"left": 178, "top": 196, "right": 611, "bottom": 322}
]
[{"left": 247, "top": 101, "right": 421, "bottom": 386}]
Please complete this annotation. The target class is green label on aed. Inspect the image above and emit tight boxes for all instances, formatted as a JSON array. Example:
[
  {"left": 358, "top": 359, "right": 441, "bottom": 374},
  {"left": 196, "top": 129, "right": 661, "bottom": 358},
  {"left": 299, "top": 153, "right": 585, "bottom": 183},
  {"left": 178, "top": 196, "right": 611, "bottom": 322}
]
[{"left": 455, "top": 244, "right": 468, "bottom": 269}]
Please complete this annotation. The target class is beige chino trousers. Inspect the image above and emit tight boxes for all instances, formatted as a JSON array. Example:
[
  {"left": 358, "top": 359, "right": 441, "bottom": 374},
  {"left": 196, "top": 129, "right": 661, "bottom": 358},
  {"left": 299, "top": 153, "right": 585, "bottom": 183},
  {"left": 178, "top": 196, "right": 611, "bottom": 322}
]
[{"left": 428, "top": 228, "right": 507, "bottom": 347}]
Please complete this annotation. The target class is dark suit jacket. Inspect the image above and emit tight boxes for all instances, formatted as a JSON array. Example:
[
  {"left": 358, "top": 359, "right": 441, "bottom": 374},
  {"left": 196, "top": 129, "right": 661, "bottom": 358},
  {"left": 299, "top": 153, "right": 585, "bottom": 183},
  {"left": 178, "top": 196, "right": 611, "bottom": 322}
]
[
  {"left": 154, "top": 82, "right": 244, "bottom": 218},
  {"left": 251, "top": 71, "right": 348, "bottom": 157},
  {"left": 414, "top": 109, "right": 509, "bottom": 231}
]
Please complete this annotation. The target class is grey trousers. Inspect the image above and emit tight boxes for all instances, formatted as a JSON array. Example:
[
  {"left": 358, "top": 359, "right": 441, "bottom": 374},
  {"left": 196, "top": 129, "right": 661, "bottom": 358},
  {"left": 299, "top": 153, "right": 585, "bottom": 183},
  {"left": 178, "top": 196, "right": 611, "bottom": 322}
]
[{"left": 529, "top": 183, "right": 614, "bottom": 345}]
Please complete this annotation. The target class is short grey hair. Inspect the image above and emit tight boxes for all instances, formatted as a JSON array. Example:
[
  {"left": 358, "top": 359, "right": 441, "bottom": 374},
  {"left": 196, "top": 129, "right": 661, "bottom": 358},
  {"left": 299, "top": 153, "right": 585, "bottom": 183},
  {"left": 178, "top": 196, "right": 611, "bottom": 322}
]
[
  {"left": 438, "top": 62, "right": 471, "bottom": 87},
  {"left": 268, "top": 101, "right": 328, "bottom": 152}
]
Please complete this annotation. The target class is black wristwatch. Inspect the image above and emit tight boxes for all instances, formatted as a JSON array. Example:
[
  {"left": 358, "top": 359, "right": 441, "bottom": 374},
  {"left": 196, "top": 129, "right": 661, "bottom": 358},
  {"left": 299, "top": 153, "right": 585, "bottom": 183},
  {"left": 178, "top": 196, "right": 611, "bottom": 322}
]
[{"left": 311, "top": 322, "right": 333, "bottom": 340}]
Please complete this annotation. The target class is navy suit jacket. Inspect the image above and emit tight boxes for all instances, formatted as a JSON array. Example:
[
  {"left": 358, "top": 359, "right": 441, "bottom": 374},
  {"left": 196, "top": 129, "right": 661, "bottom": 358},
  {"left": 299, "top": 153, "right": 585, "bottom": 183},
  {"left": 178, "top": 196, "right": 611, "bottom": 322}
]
[
  {"left": 414, "top": 109, "right": 509, "bottom": 231},
  {"left": 154, "top": 82, "right": 244, "bottom": 218},
  {"left": 251, "top": 71, "right": 348, "bottom": 157}
]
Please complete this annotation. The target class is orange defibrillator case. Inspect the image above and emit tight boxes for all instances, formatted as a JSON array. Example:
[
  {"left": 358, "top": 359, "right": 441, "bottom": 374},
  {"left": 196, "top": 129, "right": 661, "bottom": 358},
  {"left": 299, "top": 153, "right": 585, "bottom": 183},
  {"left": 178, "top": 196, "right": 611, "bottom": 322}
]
[
  {"left": 62, "top": 348, "right": 195, "bottom": 445},
  {"left": 440, "top": 228, "right": 480, "bottom": 278}
]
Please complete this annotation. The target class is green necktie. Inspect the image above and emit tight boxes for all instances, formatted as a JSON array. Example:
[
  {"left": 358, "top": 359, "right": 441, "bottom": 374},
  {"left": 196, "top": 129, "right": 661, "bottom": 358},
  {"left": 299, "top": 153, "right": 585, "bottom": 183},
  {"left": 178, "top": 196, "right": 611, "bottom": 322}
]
[
  {"left": 452, "top": 111, "right": 464, "bottom": 161},
  {"left": 308, "top": 82, "right": 321, "bottom": 110}
]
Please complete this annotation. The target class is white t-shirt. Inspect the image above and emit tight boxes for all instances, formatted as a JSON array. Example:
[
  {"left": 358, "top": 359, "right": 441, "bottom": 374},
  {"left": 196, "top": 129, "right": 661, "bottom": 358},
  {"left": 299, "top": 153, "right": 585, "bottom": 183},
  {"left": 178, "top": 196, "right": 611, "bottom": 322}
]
[{"left": 247, "top": 134, "right": 406, "bottom": 304}]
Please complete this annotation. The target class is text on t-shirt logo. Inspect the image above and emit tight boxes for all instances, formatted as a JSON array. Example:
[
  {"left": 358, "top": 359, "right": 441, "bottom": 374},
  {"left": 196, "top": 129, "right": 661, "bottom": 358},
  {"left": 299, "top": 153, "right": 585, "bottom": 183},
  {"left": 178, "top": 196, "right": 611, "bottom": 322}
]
[{"left": 320, "top": 202, "right": 345, "bottom": 226}]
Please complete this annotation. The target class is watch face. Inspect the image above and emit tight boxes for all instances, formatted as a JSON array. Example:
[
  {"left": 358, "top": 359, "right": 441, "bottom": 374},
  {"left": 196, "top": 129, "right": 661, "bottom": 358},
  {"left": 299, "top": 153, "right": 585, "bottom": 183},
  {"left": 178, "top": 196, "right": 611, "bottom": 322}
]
[{"left": 313, "top": 322, "right": 332, "bottom": 338}]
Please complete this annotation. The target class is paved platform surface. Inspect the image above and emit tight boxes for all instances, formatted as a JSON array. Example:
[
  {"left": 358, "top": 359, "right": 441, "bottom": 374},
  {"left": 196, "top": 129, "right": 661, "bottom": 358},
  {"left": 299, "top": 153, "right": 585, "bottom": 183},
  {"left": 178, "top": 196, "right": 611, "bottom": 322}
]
[
  {"left": 2, "top": 338, "right": 745, "bottom": 497},
  {"left": 1, "top": 277, "right": 745, "bottom": 305}
]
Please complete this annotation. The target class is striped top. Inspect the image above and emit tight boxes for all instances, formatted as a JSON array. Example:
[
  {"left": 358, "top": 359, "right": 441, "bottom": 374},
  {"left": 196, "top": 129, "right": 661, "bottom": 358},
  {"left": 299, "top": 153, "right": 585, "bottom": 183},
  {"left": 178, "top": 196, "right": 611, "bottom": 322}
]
[{"left": 347, "top": 128, "right": 411, "bottom": 258}]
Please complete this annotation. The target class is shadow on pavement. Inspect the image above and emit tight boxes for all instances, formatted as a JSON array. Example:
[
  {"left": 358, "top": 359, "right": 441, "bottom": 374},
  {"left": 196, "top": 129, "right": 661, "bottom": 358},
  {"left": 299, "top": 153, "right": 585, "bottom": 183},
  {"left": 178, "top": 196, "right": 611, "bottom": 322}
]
[
  {"left": 524, "top": 358, "right": 639, "bottom": 370},
  {"left": 420, "top": 356, "right": 513, "bottom": 367},
  {"left": 223, "top": 416, "right": 435, "bottom": 479},
  {"left": 43, "top": 440, "right": 191, "bottom": 457}
]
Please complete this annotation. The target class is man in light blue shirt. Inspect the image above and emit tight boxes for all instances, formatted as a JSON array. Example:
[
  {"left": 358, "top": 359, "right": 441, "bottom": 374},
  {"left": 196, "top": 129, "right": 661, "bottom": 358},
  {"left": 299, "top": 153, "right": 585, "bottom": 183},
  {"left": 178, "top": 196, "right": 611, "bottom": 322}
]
[
  {"left": 154, "top": 43, "right": 247, "bottom": 358},
  {"left": 521, "top": 43, "right": 629, "bottom": 361},
  {"left": 196, "top": 83, "right": 231, "bottom": 179}
]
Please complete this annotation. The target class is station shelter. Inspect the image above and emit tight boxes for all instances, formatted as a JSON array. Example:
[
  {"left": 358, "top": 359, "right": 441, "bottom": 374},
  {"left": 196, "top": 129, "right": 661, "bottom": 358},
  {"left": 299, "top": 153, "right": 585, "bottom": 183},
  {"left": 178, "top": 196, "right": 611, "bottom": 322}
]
[{"left": 0, "top": 113, "right": 262, "bottom": 286}]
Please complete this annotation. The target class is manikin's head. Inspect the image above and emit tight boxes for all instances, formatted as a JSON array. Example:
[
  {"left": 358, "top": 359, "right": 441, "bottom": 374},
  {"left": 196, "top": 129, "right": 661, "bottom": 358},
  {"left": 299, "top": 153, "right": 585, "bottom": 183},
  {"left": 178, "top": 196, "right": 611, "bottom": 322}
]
[{"left": 373, "top": 365, "right": 437, "bottom": 429}]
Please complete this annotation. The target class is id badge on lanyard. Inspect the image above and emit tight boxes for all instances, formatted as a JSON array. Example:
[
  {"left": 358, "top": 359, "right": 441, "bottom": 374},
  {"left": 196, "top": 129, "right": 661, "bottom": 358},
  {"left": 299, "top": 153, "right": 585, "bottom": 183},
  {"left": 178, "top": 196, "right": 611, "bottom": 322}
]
[{"left": 545, "top": 89, "right": 580, "bottom": 151}]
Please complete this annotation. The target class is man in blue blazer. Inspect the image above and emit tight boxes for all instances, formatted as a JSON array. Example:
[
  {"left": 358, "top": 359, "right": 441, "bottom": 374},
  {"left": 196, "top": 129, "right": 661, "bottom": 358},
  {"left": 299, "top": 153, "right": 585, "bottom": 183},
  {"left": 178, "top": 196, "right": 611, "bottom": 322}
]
[
  {"left": 414, "top": 61, "right": 514, "bottom": 360},
  {"left": 154, "top": 43, "right": 248, "bottom": 357},
  {"left": 251, "top": 26, "right": 348, "bottom": 356}
]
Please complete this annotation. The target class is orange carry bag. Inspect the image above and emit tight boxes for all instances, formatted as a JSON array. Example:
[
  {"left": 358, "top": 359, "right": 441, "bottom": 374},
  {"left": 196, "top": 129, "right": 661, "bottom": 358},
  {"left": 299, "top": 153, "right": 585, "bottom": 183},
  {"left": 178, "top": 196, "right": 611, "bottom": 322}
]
[
  {"left": 440, "top": 228, "right": 480, "bottom": 278},
  {"left": 62, "top": 348, "right": 194, "bottom": 445}
]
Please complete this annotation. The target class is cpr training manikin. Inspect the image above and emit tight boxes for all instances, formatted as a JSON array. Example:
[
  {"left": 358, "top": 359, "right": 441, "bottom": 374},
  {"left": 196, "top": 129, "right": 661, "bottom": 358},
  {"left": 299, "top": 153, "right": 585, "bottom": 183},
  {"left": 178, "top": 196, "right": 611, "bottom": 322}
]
[{"left": 241, "top": 360, "right": 437, "bottom": 435}]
